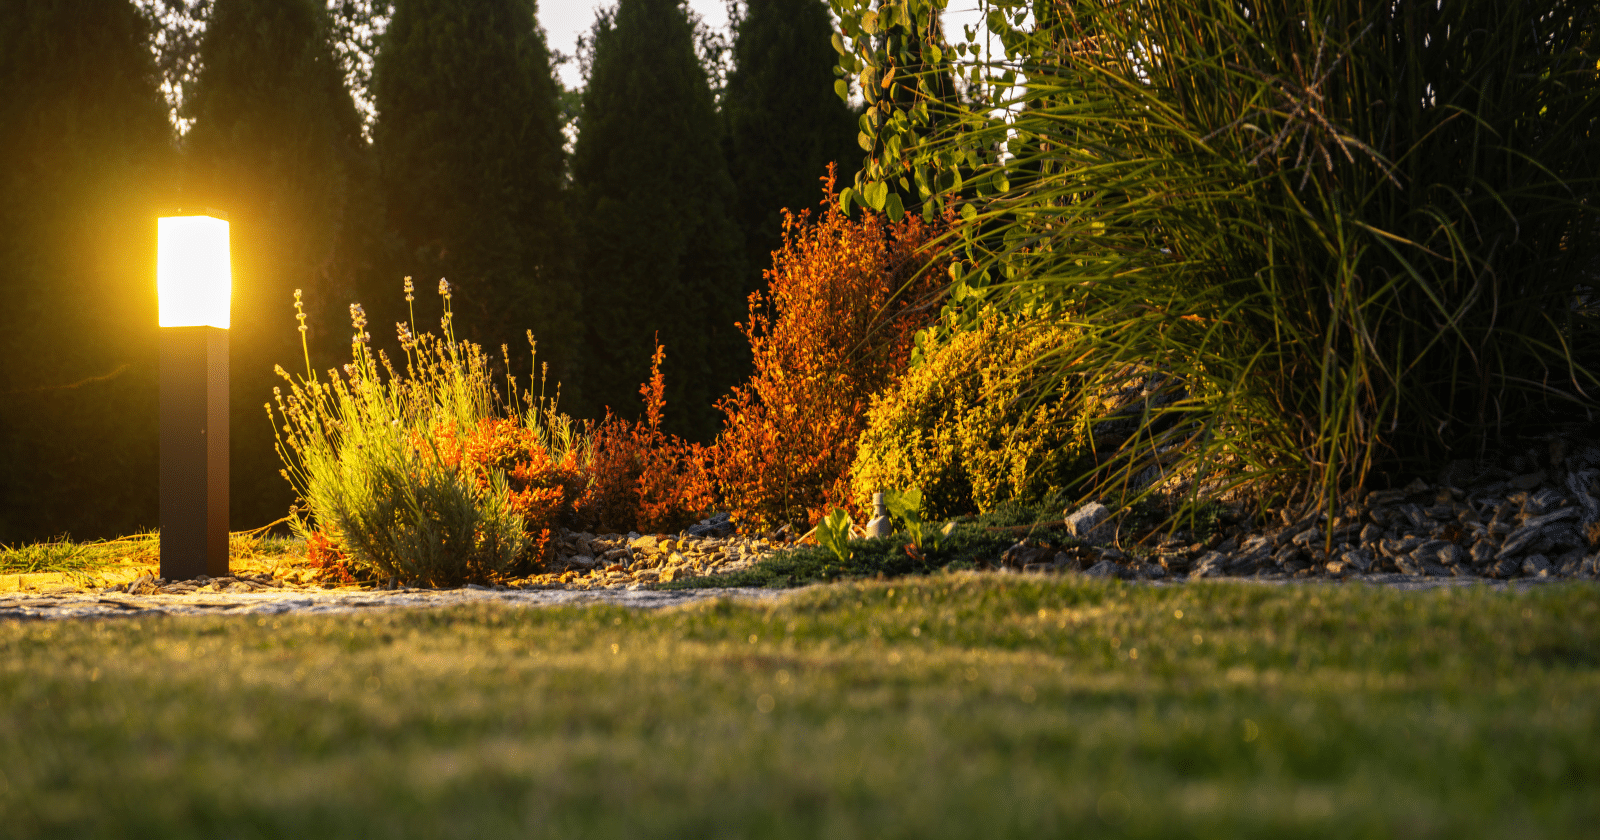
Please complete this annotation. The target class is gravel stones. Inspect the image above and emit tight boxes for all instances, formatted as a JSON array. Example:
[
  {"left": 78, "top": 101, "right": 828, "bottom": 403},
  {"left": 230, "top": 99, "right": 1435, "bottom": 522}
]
[
  {"left": 1000, "top": 434, "right": 1600, "bottom": 584},
  {"left": 104, "top": 572, "right": 293, "bottom": 596},
  {"left": 506, "top": 525, "right": 788, "bottom": 591}
]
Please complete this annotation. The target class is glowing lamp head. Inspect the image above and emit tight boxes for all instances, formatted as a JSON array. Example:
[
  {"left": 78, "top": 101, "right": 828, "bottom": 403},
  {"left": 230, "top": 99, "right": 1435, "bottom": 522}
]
[{"left": 157, "top": 214, "right": 231, "bottom": 328}]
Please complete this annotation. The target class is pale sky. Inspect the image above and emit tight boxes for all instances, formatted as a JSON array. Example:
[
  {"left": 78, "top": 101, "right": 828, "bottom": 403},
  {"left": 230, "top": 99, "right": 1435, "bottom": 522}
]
[
  {"left": 135, "top": 0, "right": 994, "bottom": 133},
  {"left": 538, "top": 1, "right": 729, "bottom": 89},
  {"left": 540, "top": 0, "right": 988, "bottom": 90}
]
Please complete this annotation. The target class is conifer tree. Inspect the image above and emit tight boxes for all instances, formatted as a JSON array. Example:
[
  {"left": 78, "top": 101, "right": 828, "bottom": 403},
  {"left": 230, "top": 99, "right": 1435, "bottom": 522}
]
[
  {"left": 183, "top": 0, "right": 373, "bottom": 529},
  {"left": 372, "top": 0, "right": 576, "bottom": 395},
  {"left": 722, "top": 0, "right": 862, "bottom": 302},
  {"left": 572, "top": 0, "right": 745, "bottom": 441},
  {"left": 0, "top": 0, "right": 174, "bottom": 542}
]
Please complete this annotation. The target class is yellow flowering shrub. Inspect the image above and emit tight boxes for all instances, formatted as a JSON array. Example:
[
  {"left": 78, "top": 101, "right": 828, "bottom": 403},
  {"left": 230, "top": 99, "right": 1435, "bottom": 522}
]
[{"left": 849, "top": 315, "right": 1093, "bottom": 520}]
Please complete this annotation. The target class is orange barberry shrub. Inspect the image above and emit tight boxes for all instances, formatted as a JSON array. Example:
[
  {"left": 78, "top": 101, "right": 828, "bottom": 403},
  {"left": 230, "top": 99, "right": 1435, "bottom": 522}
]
[
  {"left": 418, "top": 415, "right": 588, "bottom": 570},
  {"left": 709, "top": 168, "right": 953, "bottom": 532},
  {"left": 573, "top": 339, "right": 715, "bottom": 535}
]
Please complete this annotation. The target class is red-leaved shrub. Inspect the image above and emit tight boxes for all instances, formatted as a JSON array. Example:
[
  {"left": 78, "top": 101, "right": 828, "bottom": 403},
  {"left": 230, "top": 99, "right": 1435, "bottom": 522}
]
[
  {"left": 709, "top": 168, "right": 953, "bottom": 531},
  {"left": 573, "top": 339, "right": 715, "bottom": 535}
]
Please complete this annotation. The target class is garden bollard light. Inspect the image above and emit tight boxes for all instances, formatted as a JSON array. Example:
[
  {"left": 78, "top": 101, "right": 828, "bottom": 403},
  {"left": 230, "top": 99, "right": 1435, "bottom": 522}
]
[
  {"left": 157, "top": 212, "right": 231, "bottom": 580},
  {"left": 865, "top": 491, "right": 893, "bottom": 538}
]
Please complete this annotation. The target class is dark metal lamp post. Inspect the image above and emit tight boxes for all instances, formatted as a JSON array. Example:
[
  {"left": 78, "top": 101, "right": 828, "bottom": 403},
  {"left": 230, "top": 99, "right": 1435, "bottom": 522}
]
[{"left": 157, "top": 213, "right": 231, "bottom": 580}]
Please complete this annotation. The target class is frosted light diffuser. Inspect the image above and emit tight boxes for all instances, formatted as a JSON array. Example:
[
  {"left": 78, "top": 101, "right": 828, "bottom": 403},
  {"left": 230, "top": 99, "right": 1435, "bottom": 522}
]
[{"left": 157, "top": 215, "right": 232, "bottom": 328}]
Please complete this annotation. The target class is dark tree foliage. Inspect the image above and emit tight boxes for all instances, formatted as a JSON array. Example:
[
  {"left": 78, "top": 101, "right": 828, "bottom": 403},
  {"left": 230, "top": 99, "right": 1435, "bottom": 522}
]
[
  {"left": 572, "top": 0, "right": 745, "bottom": 442},
  {"left": 372, "top": 0, "right": 576, "bottom": 399},
  {"left": 722, "top": 0, "right": 862, "bottom": 303},
  {"left": 182, "top": 0, "right": 374, "bottom": 529},
  {"left": 0, "top": 0, "right": 175, "bottom": 543}
]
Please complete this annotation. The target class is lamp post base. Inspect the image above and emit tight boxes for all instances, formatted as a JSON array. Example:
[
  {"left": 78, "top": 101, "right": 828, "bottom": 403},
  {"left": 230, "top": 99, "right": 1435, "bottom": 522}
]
[{"left": 160, "top": 326, "right": 229, "bottom": 580}]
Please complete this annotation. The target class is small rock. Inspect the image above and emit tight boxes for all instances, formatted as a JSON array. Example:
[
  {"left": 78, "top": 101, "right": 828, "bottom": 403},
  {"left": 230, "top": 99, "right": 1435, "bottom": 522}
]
[
  {"left": 1496, "top": 525, "right": 1543, "bottom": 559},
  {"left": 1290, "top": 527, "right": 1322, "bottom": 550},
  {"left": 1096, "top": 547, "right": 1128, "bottom": 563},
  {"left": 1394, "top": 552, "right": 1425, "bottom": 576},
  {"left": 1366, "top": 488, "right": 1408, "bottom": 506},
  {"left": 1521, "top": 554, "right": 1553, "bottom": 577},
  {"left": 1524, "top": 506, "right": 1579, "bottom": 529},
  {"left": 1469, "top": 538, "right": 1497, "bottom": 568},
  {"left": 629, "top": 535, "right": 659, "bottom": 553},
  {"left": 1554, "top": 548, "right": 1586, "bottom": 576},
  {"left": 1491, "top": 554, "right": 1522, "bottom": 578},
  {"left": 1191, "top": 551, "right": 1226, "bottom": 578},
  {"left": 1379, "top": 536, "right": 1423, "bottom": 559},
  {"left": 1082, "top": 560, "right": 1120, "bottom": 579},
  {"left": 1281, "top": 551, "right": 1312, "bottom": 574},
  {"left": 1050, "top": 551, "right": 1082, "bottom": 572},
  {"left": 1239, "top": 533, "right": 1273, "bottom": 556},
  {"left": 686, "top": 512, "right": 735, "bottom": 538},
  {"left": 1424, "top": 503, "right": 1455, "bottom": 520},
  {"left": 1398, "top": 503, "right": 1431, "bottom": 532},
  {"left": 1000, "top": 540, "right": 1057, "bottom": 570},
  {"left": 1064, "top": 502, "right": 1114, "bottom": 544},
  {"left": 1509, "top": 471, "right": 1546, "bottom": 490},
  {"left": 1339, "top": 548, "right": 1374, "bottom": 572}
]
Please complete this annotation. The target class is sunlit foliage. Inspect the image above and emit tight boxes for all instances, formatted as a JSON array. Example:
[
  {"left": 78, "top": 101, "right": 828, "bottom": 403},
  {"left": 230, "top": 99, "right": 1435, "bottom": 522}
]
[{"left": 709, "top": 169, "right": 951, "bottom": 531}]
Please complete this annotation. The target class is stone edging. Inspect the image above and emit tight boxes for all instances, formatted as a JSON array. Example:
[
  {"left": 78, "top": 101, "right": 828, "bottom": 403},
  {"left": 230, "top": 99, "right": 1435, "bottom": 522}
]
[{"left": 0, "top": 575, "right": 1584, "bottom": 621}]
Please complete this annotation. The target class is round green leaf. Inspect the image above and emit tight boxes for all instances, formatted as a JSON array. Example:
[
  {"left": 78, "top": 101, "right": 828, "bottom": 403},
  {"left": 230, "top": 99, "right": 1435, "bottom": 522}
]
[
  {"left": 835, "top": 79, "right": 850, "bottom": 103},
  {"left": 884, "top": 193, "right": 905, "bottom": 221},
  {"left": 865, "top": 180, "right": 888, "bottom": 211}
]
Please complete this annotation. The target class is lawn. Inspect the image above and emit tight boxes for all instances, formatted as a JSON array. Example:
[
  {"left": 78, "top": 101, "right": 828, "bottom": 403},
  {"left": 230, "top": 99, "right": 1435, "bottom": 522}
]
[{"left": 2, "top": 575, "right": 1596, "bottom": 838}]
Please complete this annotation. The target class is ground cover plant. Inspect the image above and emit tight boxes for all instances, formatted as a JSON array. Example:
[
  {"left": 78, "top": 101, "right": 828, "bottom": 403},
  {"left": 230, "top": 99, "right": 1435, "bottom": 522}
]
[
  {"left": 663, "top": 490, "right": 1080, "bottom": 589},
  {"left": 3, "top": 576, "right": 1596, "bottom": 838},
  {"left": 0, "top": 528, "right": 306, "bottom": 590},
  {"left": 834, "top": 0, "right": 1600, "bottom": 519}
]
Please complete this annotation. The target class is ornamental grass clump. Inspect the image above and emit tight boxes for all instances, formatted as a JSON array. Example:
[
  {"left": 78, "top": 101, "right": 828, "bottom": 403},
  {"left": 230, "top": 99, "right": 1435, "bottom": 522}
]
[
  {"left": 837, "top": 0, "right": 1600, "bottom": 518},
  {"left": 271, "top": 279, "right": 586, "bottom": 586}
]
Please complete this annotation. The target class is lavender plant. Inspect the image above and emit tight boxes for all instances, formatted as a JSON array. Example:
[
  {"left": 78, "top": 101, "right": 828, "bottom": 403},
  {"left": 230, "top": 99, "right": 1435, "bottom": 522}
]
[{"left": 270, "top": 279, "right": 584, "bottom": 586}]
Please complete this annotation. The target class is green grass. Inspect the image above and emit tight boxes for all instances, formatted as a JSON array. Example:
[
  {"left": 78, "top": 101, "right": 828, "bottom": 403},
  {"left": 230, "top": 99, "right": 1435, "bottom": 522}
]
[
  {"left": 0, "top": 532, "right": 309, "bottom": 586},
  {"left": 2, "top": 576, "right": 1596, "bottom": 838}
]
